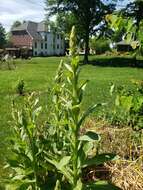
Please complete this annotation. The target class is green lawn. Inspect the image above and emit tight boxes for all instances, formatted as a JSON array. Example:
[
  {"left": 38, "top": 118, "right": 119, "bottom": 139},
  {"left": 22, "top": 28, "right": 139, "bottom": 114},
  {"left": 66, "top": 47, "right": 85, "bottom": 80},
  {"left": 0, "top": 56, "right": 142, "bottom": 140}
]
[{"left": 0, "top": 56, "right": 143, "bottom": 179}]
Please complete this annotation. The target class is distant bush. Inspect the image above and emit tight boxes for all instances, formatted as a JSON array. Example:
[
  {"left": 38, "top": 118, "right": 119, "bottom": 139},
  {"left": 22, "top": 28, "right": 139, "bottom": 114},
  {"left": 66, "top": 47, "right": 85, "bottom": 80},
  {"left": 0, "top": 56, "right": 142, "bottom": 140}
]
[
  {"left": 15, "top": 79, "right": 25, "bottom": 95},
  {"left": 90, "top": 38, "right": 111, "bottom": 54}
]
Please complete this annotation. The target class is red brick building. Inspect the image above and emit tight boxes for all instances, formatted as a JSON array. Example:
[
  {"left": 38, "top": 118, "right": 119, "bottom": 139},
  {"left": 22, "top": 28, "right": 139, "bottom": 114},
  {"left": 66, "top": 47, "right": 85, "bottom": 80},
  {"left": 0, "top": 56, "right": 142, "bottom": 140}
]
[
  {"left": 11, "top": 21, "right": 39, "bottom": 49},
  {"left": 11, "top": 21, "right": 65, "bottom": 56}
]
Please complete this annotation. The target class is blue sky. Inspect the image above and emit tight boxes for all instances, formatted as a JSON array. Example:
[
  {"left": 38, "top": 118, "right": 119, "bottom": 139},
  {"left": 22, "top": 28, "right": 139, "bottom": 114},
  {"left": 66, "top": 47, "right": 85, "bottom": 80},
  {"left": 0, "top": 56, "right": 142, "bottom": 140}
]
[
  {"left": 0, "top": 0, "right": 132, "bottom": 32},
  {"left": 0, "top": 0, "right": 45, "bottom": 31}
]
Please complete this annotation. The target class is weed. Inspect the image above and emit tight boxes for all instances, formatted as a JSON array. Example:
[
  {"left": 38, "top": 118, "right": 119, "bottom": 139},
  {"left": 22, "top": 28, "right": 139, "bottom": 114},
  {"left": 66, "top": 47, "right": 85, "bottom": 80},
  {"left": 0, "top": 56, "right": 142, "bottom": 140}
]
[{"left": 16, "top": 79, "right": 25, "bottom": 95}]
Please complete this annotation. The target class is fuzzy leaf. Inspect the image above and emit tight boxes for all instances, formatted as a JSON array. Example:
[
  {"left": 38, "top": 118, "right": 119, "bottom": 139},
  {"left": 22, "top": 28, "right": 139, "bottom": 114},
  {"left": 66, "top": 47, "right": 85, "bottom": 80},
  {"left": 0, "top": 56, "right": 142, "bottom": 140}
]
[
  {"left": 82, "top": 153, "right": 118, "bottom": 168},
  {"left": 79, "top": 131, "right": 100, "bottom": 142},
  {"left": 85, "top": 181, "right": 121, "bottom": 190},
  {"left": 83, "top": 142, "right": 94, "bottom": 156},
  {"left": 58, "top": 156, "right": 71, "bottom": 169}
]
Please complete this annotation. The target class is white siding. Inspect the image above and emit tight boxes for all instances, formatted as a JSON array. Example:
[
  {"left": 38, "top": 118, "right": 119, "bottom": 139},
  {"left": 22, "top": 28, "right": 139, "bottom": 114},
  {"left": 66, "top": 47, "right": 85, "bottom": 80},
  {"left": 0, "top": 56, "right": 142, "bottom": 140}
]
[{"left": 33, "top": 32, "right": 65, "bottom": 56}]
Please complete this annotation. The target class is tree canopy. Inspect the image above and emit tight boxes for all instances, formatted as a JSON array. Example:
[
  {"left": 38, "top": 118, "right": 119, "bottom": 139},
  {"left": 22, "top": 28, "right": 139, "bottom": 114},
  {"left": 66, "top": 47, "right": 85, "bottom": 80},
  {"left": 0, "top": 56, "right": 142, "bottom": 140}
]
[
  {"left": 11, "top": 20, "right": 21, "bottom": 29},
  {"left": 0, "top": 23, "right": 6, "bottom": 48},
  {"left": 122, "top": 0, "right": 143, "bottom": 30},
  {"left": 45, "top": 0, "right": 116, "bottom": 63}
]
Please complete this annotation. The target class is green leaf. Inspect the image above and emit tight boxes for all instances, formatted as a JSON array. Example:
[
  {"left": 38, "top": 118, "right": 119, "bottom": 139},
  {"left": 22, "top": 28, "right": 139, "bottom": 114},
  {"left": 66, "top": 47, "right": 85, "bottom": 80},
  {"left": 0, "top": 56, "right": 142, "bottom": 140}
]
[
  {"left": 7, "top": 159, "right": 20, "bottom": 168},
  {"left": 73, "top": 179, "right": 83, "bottom": 190},
  {"left": 65, "top": 63, "right": 73, "bottom": 73},
  {"left": 79, "top": 131, "right": 100, "bottom": 142},
  {"left": 58, "top": 156, "right": 71, "bottom": 169},
  {"left": 44, "top": 153, "right": 73, "bottom": 184},
  {"left": 83, "top": 142, "right": 94, "bottom": 156},
  {"left": 85, "top": 181, "right": 121, "bottom": 190},
  {"left": 120, "top": 95, "right": 133, "bottom": 111},
  {"left": 82, "top": 153, "right": 118, "bottom": 168},
  {"left": 54, "top": 180, "right": 61, "bottom": 190},
  {"left": 110, "top": 84, "right": 115, "bottom": 96}
]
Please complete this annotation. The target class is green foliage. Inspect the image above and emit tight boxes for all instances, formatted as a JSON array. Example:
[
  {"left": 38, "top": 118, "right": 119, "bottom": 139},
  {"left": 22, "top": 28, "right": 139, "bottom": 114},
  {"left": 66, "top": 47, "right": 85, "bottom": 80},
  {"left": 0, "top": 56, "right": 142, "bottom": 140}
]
[
  {"left": 122, "top": 0, "right": 143, "bottom": 31},
  {"left": 45, "top": 0, "right": 116, "bottom": 63},
  {"left": 15, "top": 79, "right": 25, "bottom": 95},
  {"left": 106, "top": 14, "right": 143, "bottom": 54},
  {"left": 109, "top": 81, "right": 143, "bottom": 131},
  {"left": 11, "top": 21, "right": 21, "bottom": 28},
  {"left": 55, "top": 12, "right": 78, "bottom": 38},
  {"left": 90, "top": 38, "right": 111, "bottom": 54},
  {"left": 4, "top": 27, "right": 119, "bottom": 190},
  {"left": 0, "top": 23, "right": 6, "bottom": 48},
  {"left": 5, "top": 93, "right": 44, "bottom": 189}
]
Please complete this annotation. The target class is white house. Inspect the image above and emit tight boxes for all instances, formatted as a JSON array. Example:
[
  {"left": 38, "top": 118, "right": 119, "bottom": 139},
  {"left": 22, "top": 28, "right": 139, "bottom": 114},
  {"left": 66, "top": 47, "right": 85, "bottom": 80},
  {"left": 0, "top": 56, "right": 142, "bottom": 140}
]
[{"left": 11, "top": 21, "right": 65, "bottom": 56}]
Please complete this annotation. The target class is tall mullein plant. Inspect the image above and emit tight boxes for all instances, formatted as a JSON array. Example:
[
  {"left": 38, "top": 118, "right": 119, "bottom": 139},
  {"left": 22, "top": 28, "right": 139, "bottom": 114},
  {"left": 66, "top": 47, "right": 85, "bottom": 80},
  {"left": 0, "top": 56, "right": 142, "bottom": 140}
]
[
  {"left": 68, "top": 26, "right": 82, "bottom": 188},
  {"left": 65, "top": 26, "right": 100, "bottom": 189},
  {"left": 64, "top": 26, "right": 117, "bottom": 189}
]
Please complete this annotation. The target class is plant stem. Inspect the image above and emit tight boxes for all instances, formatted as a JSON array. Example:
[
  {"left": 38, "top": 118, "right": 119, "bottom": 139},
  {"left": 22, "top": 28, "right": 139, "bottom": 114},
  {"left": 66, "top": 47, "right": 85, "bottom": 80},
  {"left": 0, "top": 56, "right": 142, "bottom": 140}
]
[
  {"left": 73, "top": 130, "right": 79, "bottom": 188},
  {"left": 72, "top": 64, "right": 80, "bottom": 188}
]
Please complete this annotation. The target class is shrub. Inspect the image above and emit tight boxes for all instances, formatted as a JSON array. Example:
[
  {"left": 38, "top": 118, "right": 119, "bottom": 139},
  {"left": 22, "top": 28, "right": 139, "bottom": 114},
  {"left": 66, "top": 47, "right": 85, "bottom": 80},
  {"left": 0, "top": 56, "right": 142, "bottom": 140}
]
[
  {"left": 90, "top": 38, "right": 111, "bottom": 55},
  {"left": 108, "top": 81, "right": 143, "bottom": 132},
  {"left": 16, "top": 79, "right": 25, "bottom": 95}
]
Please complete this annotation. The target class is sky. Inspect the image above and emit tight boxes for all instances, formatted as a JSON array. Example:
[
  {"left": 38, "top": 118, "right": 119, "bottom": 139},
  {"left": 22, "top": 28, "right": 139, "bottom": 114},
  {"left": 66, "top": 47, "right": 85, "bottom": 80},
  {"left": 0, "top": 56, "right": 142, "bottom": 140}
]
[
  {"left": 0, "top": 0, "right": 45, "bottom": 31},
  {"left": 0, "top": 0, "right": 132, "bottom": 32}
]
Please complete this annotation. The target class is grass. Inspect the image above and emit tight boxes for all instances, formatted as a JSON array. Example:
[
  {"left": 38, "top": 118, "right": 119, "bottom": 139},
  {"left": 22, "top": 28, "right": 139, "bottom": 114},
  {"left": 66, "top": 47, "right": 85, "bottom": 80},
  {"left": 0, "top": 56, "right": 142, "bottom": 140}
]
[{"left": 0, "top": 55, "right": 143, "bottom": 179}]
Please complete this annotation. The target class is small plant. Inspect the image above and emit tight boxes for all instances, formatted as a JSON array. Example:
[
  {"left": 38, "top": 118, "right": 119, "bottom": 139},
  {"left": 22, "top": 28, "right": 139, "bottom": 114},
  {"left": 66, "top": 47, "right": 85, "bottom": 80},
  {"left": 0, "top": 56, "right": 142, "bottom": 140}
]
[
  {"left": 4, "top": 93, "right": 44, "bottom": 189},
  {"left": 16, "top": 79, "right": 25, "bottom": 95}
]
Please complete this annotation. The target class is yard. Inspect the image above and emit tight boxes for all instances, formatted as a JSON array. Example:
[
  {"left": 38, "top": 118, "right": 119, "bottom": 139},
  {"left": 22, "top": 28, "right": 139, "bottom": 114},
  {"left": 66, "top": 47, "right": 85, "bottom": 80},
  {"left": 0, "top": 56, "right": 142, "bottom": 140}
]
[{"left": 0, "top": 56, "right": 143, "bottom": 188}]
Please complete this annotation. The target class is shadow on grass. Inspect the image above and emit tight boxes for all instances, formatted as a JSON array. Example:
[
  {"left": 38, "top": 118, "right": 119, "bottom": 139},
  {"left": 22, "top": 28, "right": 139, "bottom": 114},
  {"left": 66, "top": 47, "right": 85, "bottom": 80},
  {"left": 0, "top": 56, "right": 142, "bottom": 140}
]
[{"left": 81, "top": 56, "right": 143, "bottom": 68}]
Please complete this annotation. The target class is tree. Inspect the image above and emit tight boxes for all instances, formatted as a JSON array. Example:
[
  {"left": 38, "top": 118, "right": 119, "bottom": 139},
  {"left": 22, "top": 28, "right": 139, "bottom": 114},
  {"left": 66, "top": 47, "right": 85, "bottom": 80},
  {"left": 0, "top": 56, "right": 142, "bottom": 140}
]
[
  {"left": 11, "top": 20, "right": 21, "bottom": 29},
  {"left": 0, "top": 23, "right": 6, "bottom": 48},
  {"left": 89, "top": 37, "right": 110, "bottom": 54},
  {"left": 55, "top": 12, "right": 78, "bottom": 38},
  {"left": 122, "top": 0, "right": 143, "bottom": 31},
  {"left": 119, "top": 0, "right": 143, "bottom": 54},
  {"left": 45, "top": 0, "right": 115, "bottom": 63}
]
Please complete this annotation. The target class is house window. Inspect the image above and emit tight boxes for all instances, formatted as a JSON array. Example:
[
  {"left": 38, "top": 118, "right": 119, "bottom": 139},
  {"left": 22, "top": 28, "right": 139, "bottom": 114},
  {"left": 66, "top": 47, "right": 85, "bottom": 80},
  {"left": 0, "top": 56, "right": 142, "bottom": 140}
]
[
  {"left": 57, "top": 34, "right": 60, "bottom": 39},
  {"left": 41, "top": 43, "right": 43, "bottom": 49},
  {"left": 57, "top": 44, "right": 59, "bottom": 49},
  {"left": 35, "top": 42, "right": 37, "bottom": 48},
  {"left": 45, "top": 43, "right": 47, "bottom": 49},
  {"left": 45, "top": 35, "right": 47, "bottom": 41},
  {"left": 35, "top": 51, "right": 37, "bottom": 56}
]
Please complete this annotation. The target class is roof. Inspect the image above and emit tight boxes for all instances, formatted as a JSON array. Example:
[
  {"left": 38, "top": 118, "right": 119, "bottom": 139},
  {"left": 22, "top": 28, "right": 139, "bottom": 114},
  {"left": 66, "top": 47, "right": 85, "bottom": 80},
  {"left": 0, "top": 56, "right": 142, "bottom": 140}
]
[
  {"left": 37, "top": 21, "right": 50, "bottom": 32},
  {"left": 116, "top": 41, "right": 131, "bottom": 45},
  {"left": 116, "top": 40, "right": 139, "bottom": 45},
  {"left": 11, "top": 22, "right": 29, "bottom": 31},
  {"left": 11, "top": 21, "right": 51, "bottom": 41},
  {"left": 27, "top": 22, "right": 42, "bottom": 40},
  {"left": 6, "top": 48, "right": 20, "bottom": 51}
]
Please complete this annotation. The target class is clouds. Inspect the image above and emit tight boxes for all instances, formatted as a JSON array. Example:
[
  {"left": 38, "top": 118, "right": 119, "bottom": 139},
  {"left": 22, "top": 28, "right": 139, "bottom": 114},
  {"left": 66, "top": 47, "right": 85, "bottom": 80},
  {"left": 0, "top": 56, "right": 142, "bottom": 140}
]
[{"left": 0, "top": 0, "right": 45, "bottom": 31}]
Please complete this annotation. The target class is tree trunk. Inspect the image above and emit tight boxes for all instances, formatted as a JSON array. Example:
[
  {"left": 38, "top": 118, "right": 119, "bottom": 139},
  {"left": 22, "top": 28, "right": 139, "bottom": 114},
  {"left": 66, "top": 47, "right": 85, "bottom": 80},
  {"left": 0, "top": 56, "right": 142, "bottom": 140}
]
[{"left": 84, "top": 29, "right": 90, "bottom": 64}]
